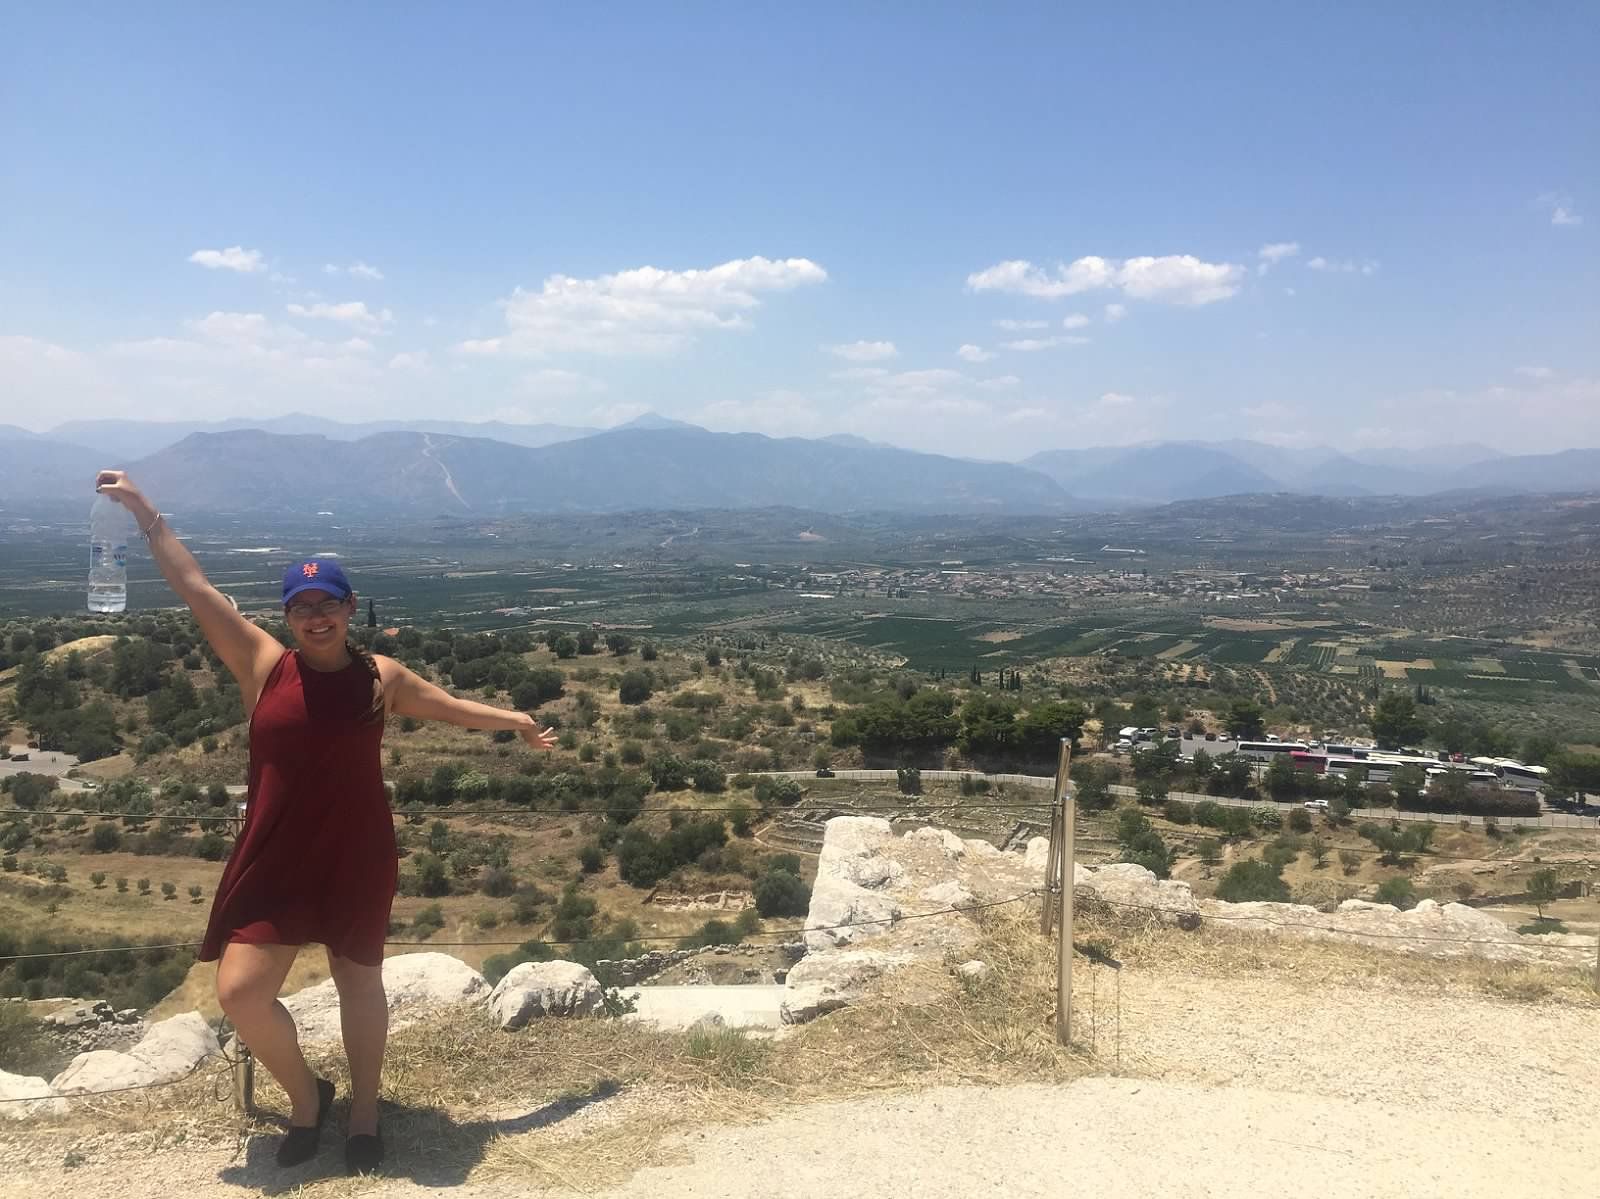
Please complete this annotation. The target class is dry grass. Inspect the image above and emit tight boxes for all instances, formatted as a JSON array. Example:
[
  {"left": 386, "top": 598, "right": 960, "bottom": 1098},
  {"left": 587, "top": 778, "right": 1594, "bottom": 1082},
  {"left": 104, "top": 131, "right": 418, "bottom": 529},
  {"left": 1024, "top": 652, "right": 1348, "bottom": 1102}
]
[
  {"left": 10, "top": 903, "right": 1599, "bottom": 1194},
  {"left": 1072, "top": 895, "right": 1600, "bottom": 1008},
  {"left": 7, "top": 908, "right": 1084, "bottom": 1194}
]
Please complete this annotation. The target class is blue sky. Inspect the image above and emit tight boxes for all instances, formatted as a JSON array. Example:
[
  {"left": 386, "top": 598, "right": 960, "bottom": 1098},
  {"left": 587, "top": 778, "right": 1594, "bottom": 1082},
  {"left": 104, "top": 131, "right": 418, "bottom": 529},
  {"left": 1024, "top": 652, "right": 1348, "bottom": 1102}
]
[{"left": 2, "top": 3, "right": 1595, "bottom": 458}]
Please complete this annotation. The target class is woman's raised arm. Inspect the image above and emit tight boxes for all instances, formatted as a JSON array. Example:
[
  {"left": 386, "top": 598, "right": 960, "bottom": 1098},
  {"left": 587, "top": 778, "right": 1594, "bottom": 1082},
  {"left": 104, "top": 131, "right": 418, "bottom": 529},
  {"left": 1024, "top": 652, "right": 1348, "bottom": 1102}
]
[
  {"left": 94, "top": 471, "right": 284, "bottom": 701},
  {"left": 378, "top": 657, "right": 557, "bottom": 750}
]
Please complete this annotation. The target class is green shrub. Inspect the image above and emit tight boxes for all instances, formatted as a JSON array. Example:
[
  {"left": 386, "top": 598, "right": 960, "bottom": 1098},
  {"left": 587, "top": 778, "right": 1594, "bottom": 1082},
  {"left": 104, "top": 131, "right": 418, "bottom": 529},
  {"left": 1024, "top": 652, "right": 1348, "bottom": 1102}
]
[
  {"left": 90, "top": 823, "right": 122, "bottom": 853},
  {"left": 579, "top": 844, "right": 604, "bottom": 874},
  {"left": 1164, "top": 800, "right": 1193, "bottom": 825},
  {"left": 1215, "top": 860, "right": 1290, "bottom": 903},
  {"left": 1373, "top": 876, "right": 1417, "bottom": 910},
  {"left": 754, "top": 868, "right": 810, "bottom": 917},
  {"left": 1288, "top": 808, "right": 1313, "bottom": 833},
  {"left": 411, "top": 903, "right": 446, "bottom": 938}
]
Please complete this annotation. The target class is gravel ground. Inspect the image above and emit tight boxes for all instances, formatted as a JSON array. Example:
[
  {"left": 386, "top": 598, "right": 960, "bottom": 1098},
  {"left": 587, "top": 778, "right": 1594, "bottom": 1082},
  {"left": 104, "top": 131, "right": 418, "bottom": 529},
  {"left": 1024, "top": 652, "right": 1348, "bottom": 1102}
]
[{"left": 3, "top": 965, "right": 1591, "bottom": 1199}]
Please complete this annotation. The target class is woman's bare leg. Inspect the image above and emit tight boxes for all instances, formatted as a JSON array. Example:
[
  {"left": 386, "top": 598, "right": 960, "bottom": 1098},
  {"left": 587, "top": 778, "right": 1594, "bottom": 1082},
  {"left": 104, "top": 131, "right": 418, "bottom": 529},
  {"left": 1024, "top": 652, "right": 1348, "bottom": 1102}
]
[
  {"left": 326, "top": 950, "right": 387, "bottom": 1136},
  {"left": 216, "top": 942, "right": 320, "bottom": 1125}
]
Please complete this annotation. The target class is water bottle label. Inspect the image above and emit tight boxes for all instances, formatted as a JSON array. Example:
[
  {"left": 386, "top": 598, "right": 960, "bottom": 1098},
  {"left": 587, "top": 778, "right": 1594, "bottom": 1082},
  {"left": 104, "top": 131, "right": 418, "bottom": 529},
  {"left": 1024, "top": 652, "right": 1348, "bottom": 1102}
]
[
  {"left": 114, "top": 545, "right": 127, "bottom": 567},
  {"left": 91, "top": 544, "right": 103, "bottom": 564}
]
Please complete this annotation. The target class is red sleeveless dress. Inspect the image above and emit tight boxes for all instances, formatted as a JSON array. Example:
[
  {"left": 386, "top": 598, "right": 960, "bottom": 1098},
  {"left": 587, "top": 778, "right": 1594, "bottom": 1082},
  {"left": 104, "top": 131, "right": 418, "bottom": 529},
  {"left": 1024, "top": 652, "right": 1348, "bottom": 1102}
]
[{"left": 200, "top": 650, "right": 398, "bottom": 966}]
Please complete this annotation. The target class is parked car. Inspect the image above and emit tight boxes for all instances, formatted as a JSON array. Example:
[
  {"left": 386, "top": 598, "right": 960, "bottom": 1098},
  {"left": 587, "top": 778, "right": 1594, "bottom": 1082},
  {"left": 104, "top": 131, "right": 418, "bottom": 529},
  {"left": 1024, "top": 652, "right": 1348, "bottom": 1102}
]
[
  {"left": 1203, "top": 732, "right": 1217, "bottom": 742},
  {"left": 1166, "top": 727, "right": 1181, "bottom": 739},
  {"left": 1303, "top": 799, "right": 1330, "bottom": 810},
  {"left": 815, "top": 768, "right": 835, "bottom": 778},
  {"left": 1114, "top": 738, "right": 1134, "bottom": 753}
]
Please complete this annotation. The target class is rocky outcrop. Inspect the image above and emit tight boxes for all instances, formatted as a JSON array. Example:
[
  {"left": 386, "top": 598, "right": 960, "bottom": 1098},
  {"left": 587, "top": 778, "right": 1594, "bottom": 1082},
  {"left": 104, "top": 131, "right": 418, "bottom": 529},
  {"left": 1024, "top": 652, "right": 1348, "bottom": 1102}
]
[
  {"left": 488, "top": 961, "right": 604, "bottom": 1029},
  {"left": 0, "top": 1068, "right": 66, "bottom": 1120},
  {"left": 783, "top": 816, "right": 1592, "bottom": 1026},
  {"left": 51, "top": 1012, "right": 219, "bottom": 1095},
  {"left": 781, "top": 818, "right": 1046, "bottom": 1023},
  {"left": 285, "top": 951, "right": 489, "bottom": 1046}
]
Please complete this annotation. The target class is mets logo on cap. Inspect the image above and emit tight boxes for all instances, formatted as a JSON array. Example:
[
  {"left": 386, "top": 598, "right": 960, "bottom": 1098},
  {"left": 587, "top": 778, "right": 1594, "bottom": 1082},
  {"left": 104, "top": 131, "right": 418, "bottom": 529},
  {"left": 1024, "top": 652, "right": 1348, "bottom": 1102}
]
[{"left": 282, "top": 556, "right": 353, "bottom": 604}]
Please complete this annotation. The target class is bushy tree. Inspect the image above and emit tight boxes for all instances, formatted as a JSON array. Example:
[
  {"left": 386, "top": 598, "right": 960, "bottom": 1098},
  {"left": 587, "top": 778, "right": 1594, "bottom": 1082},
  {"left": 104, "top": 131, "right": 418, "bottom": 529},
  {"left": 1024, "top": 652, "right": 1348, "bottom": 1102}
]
[
  {"left": 1370, "top": 692, "right": 1427, "bottom": 750},
  {"left": 619, "top": 670, "right": 654, "bottom": 705},
  {"left": 1215, "top": 860, "right": 1289, "bottom": 903},
  {"left": 754, "top": 867, "right": 810, "bottom": 917},
  {"left": 1526, "top": 868, "right": 1561, "bottom": 919}
]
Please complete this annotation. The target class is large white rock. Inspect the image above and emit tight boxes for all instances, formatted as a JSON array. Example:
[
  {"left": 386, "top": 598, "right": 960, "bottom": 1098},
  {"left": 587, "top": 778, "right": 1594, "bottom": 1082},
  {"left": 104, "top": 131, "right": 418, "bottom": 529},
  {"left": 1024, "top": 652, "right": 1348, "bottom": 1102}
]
[
  {"left": 488, "top": 961, "right": 603, "bottom": 1029},
  {"left": 51, "top": 1012, "right": 220, "bottom": 1095},
  {"left": 1079, "top": 862, "right": 1202, "bottom": 918},
  {"left": 0, "top": 1068, "right": 66, "bottom": 1120},
  {"left": 780, "top": 948, "right": 913, "bottom": 1024},
  {"left": 908, "top": 827, "right": 967, "bottom": 860},
  {"left": 1023, "top": 836, "right": 1052, "bottom": 874},
  {"left": 805, "top": 816, "right": 907, "bottom": 952},
  {"left": 285, "top": 952, "right": 489, "bottom": 1045}
]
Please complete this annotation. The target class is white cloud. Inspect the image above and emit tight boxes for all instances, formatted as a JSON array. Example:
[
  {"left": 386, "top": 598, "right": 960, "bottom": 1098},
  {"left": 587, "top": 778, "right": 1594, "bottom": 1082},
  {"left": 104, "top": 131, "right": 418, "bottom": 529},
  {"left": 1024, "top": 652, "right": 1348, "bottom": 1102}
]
[
  {"left": 698, "top": 391, "right": 828, "bottom": 438},
  {"left": 1061, "top": 313, "right": 1090, "bottom": 330},
  {"left": 520, "top": 368, "right": 606, "bottom": 395},
  {"left": 1536, "top": 192, "right": 1582, "bottom": 227},
  {"left": 1256, "top": 242, "right": 1300, "bottom": 274},
  {"left": 324, "top": 260, "right": 386, "bottom": 280},
  {"left": 1516, "top": 365, "right": 1555, "bottom": 381},
  {"left": 1003, "top": 406, "right": 1053, "bottom": 424},
  {"left": 1000, "top": 336, "right": 1089, "bottom": 351},
  {"left": 826, "top": 340, "right": 897, "bottom": 361},
  {"left": 1104, "top": 303, "right": 1127, "bottom": 323},
  {"left": 978, "top": 375, "right": 1021, "bottom": 391},
  {"left": 188, "top": 246, "right": 265, "bottom": 273},
  {"left": 957, "top": 344, "right": 994, "bottom": 363},
  {"left": 285, "top": 301, "right": 394, "bottom": 332},
  {"left": 967, "top": 253, "right": 1245, "bottom": 305},
  {"left": 1307, "top": 256, "right": 1379, "bottom": 275},
  {"left": 388, "top": 351, "right": 430, "bottom": 371},
  {"left": 1098, "top": 391, "right": 1137, "bottom": 407},
  {"left": 993, "top": 318, "right": 1050, "bottom": 331},
  {"left": 464, "top": 255, "right": 827, "bottom": 357},
  {"left": 187, "top": 311, "right": 272, "bottom": 343}
]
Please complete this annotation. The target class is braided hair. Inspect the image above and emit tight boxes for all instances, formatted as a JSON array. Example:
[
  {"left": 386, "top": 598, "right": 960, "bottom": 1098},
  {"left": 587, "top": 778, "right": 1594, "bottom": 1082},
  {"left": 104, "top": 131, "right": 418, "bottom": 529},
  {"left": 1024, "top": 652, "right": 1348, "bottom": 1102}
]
[{"left": 345, "top": 639, "right": 386, "bottom": 725}]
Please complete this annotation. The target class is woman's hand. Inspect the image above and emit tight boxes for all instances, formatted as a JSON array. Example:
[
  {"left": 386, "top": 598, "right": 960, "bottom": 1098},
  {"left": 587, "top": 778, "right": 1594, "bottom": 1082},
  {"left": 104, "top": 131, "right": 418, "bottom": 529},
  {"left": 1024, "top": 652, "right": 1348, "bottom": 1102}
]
[
  {"left": 95, "top": 471, "right": 156, "bottom": 526},
  {"left": 519, "top": 718, "right": 558, "bottom": 751}
]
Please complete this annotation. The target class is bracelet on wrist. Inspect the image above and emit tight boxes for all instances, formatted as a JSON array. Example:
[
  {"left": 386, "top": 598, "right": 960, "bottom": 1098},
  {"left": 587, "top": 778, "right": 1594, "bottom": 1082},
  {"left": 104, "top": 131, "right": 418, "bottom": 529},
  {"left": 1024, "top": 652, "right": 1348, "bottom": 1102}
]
[{"left": 139, "top": 512, "right": 163, "bottom": 539}]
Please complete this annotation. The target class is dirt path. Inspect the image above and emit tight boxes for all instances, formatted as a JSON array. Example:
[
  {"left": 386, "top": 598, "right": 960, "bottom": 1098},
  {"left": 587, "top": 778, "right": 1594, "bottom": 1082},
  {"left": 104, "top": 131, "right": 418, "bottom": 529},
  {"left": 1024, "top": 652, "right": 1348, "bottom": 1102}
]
[{"left": 5, "top": 964, "right": 1592, "bottom": 1199}]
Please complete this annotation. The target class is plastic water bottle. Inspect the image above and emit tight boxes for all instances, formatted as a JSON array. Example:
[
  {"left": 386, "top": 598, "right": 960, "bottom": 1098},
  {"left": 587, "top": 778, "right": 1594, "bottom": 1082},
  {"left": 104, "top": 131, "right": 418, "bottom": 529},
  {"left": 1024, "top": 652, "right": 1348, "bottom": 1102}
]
[{"left": 88, "top": 494, "right": 134, "bottom": 613}]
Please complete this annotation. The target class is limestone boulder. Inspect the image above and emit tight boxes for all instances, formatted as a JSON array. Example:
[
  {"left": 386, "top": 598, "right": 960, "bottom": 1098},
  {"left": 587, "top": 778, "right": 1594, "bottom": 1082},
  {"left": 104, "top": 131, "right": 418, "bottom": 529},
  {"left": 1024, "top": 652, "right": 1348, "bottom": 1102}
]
[
  {"left": 780, "top": 948, "right": 913, "bottom": 1025},
  {"left": 488, "top": 961, "right": 603, "bottom": 1029},
  {"left": 0, "top": 1068, "right": 66, "bottom": 1120},
  {"left": 51, "top": 1012, "right": 219, "bottom": 1095},
  {"left": 1023, "top": 836, "right": 1052, "bottom": 874},
  {"left": 285, "top": 952, "right": 489, "bottom": 1045},
  {"left": 956, "top": 960, "right": 991, "bottom": 984},
  {"left": 1078, "top": 862, "right": 1201, "bottom": 919}
]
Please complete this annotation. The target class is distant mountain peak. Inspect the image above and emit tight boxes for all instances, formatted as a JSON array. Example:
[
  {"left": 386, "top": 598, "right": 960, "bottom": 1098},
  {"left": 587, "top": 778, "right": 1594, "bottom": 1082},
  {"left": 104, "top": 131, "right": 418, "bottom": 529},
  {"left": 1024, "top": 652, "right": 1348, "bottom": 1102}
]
[{"left": 614, "top": 412, "right": 704, "bottom": 432}]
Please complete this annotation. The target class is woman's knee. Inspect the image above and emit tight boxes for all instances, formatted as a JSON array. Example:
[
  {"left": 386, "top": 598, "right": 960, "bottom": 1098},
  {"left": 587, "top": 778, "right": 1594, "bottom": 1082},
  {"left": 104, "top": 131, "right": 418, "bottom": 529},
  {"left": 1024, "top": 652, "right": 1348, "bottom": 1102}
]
[
  {"left": 216, "top": 970, "right": 277, "bottom": 1020},
  {"left": 327, "top": 954, "right": 386, "bottom": 999}
]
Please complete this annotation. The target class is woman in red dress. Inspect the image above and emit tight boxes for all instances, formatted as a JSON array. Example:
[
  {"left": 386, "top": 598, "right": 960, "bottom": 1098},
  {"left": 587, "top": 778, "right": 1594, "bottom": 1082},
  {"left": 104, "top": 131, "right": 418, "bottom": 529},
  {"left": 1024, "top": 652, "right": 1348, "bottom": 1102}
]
[{"left": 94, "top": 471, "right": 555, "bottom": 1175}]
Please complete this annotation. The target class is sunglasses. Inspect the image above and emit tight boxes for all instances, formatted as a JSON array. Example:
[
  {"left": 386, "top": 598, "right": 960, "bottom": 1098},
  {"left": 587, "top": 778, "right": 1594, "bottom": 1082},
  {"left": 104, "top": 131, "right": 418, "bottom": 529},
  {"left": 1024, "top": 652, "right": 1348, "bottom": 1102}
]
[{"left": 286, "top": 597, "right": 350, "bottom": 620}]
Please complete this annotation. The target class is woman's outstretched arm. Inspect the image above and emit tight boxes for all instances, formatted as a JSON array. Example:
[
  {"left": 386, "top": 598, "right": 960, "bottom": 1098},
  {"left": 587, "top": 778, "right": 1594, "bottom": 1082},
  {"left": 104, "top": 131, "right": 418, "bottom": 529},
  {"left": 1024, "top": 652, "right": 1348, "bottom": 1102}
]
[
  {"left": 379, "top": 657, "right": 557, "bottom": 750},
  {"left": 94, "top": 471, "right": 284, "bottom": 700}
]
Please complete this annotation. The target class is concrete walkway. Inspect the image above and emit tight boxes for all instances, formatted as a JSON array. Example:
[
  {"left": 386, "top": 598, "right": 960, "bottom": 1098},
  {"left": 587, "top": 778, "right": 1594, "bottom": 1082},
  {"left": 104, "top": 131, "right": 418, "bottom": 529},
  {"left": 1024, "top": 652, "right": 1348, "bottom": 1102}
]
[{"left": 620, "top": 984, "right": 785, "bottom": 1031}]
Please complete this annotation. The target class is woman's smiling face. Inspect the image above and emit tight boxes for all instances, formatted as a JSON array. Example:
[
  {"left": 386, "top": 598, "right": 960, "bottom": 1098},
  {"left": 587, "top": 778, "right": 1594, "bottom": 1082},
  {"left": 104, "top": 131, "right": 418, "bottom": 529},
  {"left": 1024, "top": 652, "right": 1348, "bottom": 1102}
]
[{"left": 284, "top": 588, "right": 354, "bottom": 652}]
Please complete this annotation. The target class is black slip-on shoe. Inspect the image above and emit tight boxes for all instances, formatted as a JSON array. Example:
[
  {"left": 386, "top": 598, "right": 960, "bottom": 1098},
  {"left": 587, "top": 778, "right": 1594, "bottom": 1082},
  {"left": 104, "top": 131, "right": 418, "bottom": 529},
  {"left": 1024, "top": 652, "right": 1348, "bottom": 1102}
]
[
  {"left": 345, "top": 1129, "right": 384, "bottom": 1176},
  {"left": 275, "top": 1077, "right": 335, "bottom": 1168}
]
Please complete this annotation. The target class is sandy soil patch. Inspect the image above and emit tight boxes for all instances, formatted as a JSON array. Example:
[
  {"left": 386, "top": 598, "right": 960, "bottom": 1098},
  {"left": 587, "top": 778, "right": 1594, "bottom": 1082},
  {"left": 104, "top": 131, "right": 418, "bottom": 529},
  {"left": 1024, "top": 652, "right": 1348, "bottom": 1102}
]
[
  {"left": 1156, "top": 640, "right": 1198, "bottom": 660},
  {"left": 1263, "top": 638, "right": 1297, "bottom": 664},
  {"left": 1376, "top": 659, "right": 1432, "bottom": 679},
  {"left": 1202, "top": 617, "right": 1335, "bottom": 633},
  {"left": 1472, "top": 658, "right": 1505, "bottom": 673},
  {"left": 976, "top": 630, "right": 1023, "bottom": 643}
]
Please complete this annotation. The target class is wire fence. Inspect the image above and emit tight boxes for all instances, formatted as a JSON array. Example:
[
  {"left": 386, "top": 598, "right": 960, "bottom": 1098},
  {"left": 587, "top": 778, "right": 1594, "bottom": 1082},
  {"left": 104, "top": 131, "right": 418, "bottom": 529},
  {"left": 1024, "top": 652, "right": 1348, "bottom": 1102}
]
[{"left": 0, "top": 889, "right": 1041, "bottom": 1105}]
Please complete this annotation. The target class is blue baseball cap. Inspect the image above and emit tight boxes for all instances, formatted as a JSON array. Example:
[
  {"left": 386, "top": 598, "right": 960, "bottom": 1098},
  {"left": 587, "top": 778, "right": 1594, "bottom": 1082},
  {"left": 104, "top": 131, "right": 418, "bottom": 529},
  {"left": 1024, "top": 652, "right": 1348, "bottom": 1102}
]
[{"left": 282, "top": 558, "right": 354, "bottom": 606}]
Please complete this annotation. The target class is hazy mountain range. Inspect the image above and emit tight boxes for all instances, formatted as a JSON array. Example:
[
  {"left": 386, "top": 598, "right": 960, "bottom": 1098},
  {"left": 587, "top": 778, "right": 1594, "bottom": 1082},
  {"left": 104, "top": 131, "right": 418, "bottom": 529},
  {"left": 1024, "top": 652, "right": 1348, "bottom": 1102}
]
[{"left": 3, "top": 414, "right": 1598, "bottom": 516}]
